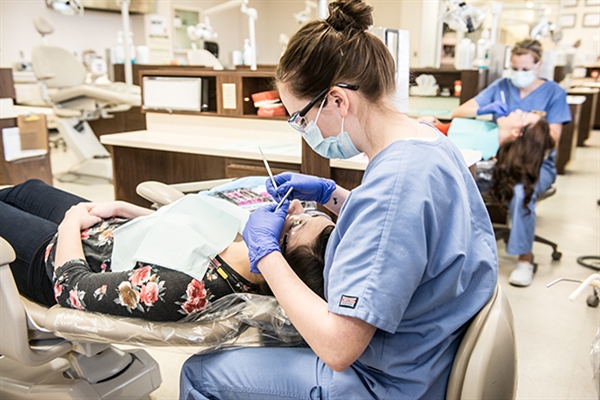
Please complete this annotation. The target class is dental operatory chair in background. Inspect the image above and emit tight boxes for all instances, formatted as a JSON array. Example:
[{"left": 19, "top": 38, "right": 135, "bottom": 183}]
[{"left": 30, "top": 16, "right": 141, "bottom": 182}]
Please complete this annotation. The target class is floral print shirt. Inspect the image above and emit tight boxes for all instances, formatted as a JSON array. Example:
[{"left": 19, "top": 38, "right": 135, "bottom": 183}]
[{"left": 45, "top": 218, "right": 260, "bottom": 322}]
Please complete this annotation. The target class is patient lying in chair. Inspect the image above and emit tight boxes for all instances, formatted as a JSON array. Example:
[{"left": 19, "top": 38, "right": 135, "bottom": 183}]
[{"left": 0, "top": 180, "right": 334, "bottom": 322}]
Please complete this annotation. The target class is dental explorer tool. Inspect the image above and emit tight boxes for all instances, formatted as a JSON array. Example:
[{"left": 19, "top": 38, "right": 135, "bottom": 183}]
[
  {"left": 274, "top": 186, "right": 294, "bottom": 211},
  {"left": 259, "top": 147, "right": 278, "bottom": 191}
]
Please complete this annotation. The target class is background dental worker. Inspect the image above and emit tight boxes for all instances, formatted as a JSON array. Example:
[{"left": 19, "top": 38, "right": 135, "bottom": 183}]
[
  {"left": 452, "top": 38, "right": 571, "bottom": 287},
  {"left": 179, "top": 1, "right": 498, "bottom": 399}
]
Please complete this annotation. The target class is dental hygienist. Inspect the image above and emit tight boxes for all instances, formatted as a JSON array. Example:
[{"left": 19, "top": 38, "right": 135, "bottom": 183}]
[
  {"left": 180, "top": 1, "right": 498, "bottom": 399},
  {"left": 452, "top": 38, "right": 571, "bottom": 287}
]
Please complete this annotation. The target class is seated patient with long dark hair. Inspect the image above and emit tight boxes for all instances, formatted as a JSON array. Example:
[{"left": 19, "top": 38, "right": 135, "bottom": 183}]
[
  {"left": 488, "top": 113, "right": 555, "bottom": 212},
  {"left": 0, "top": 180, "right": 333, "bottom": 321}
]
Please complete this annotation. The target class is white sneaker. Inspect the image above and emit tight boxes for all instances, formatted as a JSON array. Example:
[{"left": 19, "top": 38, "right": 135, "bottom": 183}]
[{"left": 508, "top": 261, "right": 537, "bottom": 287}]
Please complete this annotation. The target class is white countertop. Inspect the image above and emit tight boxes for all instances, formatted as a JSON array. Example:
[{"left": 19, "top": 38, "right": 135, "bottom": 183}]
[
  {"left": 101, "top": 113, "right": 479, "bottom": 172},
  {"left": 100, "top": 128, "right": 479, "bottom": 172}
]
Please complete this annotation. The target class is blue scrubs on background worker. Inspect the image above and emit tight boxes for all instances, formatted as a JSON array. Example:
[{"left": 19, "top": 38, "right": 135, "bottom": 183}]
[{"left": 453, "top": 38, "right": 571, "bottom": 287}]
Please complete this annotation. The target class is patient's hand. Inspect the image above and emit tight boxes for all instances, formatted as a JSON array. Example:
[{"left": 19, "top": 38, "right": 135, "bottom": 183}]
[
  {"left": 89, "top": 201, "right": 154, "bottom": 220},
  {"left": 61, "top": 203, "right": 102, "bottom": 231}
]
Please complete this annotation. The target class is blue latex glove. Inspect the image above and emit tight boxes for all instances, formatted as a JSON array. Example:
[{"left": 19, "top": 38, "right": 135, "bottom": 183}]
[
  {"left": 476, "top": 101, "right": 509, "bottom": 117},
  {"left": 266, "top": 172, "right": 336, "bottom": 205},
  {"left": 242, "top": 201, "right": 290, "bottom": 273}
]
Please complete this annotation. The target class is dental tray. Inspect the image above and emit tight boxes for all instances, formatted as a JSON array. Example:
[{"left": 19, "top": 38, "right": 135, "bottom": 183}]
[{"left": 209, "top": 185, "right": 275, "bottom": 212}]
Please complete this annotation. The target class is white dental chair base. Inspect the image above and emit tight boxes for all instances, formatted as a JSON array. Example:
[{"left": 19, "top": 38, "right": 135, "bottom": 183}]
[
  {"left": 54, "top": 118, "right": 112, "bottom": 182},
  {"left": 0, "top": 237, "right": 160, "bottom": 400},
  {"left": 0, "top": 348, "right": 161, "bottom": 400}
]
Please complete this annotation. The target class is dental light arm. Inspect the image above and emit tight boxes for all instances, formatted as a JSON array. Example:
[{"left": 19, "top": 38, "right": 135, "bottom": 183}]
[
  {"left": 441, "top": 0, "right": 485, "bottom": 33},
  {"left": 294, "top": 1, "right": 317, "bottom": 25},
  {"left": 189, "top": 0, "right": 258, "bottom": 70},
  {"left": 45, "top": 0, "right": 83, "bottom": 16}
]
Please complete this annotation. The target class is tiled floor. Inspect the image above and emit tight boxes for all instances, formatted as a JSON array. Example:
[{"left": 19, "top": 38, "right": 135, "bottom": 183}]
[{"left": 50, "top": 131, "right": 600, "bottom": 399}]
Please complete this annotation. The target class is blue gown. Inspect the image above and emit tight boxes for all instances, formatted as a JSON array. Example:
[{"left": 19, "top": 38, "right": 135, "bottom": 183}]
[{"left": 323, "top": 132, "right": 498, "bottom": 398}]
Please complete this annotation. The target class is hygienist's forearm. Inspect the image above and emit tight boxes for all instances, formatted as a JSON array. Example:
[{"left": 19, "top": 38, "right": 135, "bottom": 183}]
[
  {"left": 259, "top": 252, "right": 376, "bottom": 372},
  {"left": 55, "top": 221, "right": 86, "bottom": 268},
  {"left": 324, "top": 186, "right": 349, "bottom": 215},
  {"left": 549, "top": 123, "right": 562, "bottom": 150},
  {"left": 451, "top": 98, "right": 479, "bottom": 119}
]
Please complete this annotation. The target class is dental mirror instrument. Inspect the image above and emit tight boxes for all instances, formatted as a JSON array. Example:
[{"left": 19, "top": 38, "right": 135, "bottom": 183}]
[
  {"left": 500, "top": 90, "right": 506, "bottom": 104},
  {"left": 274, "top": 186, "right": 294, "bottom": 211},
  {"left": 259, "top": 147, "right": 278, "bottom": 190}
]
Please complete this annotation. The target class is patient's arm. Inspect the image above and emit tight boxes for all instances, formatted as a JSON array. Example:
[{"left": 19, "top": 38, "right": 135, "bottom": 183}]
[
  {"left": 88, "top": 201, "right": 154, "bottom": 219},
  {"left": 55, "top": 203, "right": 102, "bottom": 267}
]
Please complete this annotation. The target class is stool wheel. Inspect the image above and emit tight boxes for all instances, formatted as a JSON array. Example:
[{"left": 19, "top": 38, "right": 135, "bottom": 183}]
[
  {"left": 551, "top": 251, "right": 562, "bottom": 261},
  {"left": 587, "top": 294, "right": 599, "bottom": 308}
]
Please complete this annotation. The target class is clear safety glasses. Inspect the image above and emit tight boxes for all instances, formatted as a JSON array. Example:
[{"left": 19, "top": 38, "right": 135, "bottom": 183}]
[
  {"left": 287, "top": 83, "right": 359, "bottom": 134},
  {"left": 280, "top": 210, "right": 333, "bottom": 256}
]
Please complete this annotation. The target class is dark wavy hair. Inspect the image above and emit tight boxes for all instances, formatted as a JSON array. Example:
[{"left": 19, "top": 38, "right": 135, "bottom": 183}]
[
  {"left": 259, "top": 225, "right": 333, "bottom": 299},
  {"left": 490, "top": 118, "right": 555, "bottom": 211}
]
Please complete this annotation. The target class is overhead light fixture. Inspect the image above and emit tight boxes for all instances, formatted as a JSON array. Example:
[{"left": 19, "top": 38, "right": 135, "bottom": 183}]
[
  {"left": 45, "top": 0, "right": 84, "bottom": 16},
  {"left": 441, "top": 1, "right": 486, "bottom": 33}
]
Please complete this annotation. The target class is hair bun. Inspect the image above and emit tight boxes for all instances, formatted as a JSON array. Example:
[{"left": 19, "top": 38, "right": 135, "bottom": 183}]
[{"left": 326, "top": 0, "right": 373, "bottom": 33}]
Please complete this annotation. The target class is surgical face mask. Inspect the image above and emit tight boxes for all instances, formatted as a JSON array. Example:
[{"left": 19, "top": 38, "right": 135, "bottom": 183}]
[
  {"left": 510, "top": 69, "right": 536, "bottom": 88},
  {"left": 301, "top": 98, "right": 361, "bottom": 159}
]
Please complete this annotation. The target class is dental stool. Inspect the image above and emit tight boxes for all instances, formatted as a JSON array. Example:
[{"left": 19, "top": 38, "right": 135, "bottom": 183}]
[
  {"left": 486, "top": 186, "right": 562, "bottom": 261},
  {"left": 446, "top": 284, "right": 517, "bottom": 400}
]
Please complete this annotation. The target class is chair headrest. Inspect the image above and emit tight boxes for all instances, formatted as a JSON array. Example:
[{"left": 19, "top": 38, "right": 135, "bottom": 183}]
[{"left": 31, "top": 45, "right": 87, "bottom": 88}]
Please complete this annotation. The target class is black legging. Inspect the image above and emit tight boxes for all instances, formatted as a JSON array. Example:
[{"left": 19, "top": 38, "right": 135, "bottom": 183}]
[{"left": 0, "top": 180, "right": 87, "bottom": 306}]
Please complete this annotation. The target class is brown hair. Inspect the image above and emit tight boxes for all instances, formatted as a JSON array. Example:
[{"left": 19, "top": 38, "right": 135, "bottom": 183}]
[
  {"left": 259, "top": 225, "right": 333, "bottom": 299},
  {"left": 511, "top": 38, "right": 543, "bottom": 63},
  {"left": 276, "top": 0, "right": 396, "bottom": 104},
  {"left": 490, "top": 118, "right": 555, "bottom": 211}
]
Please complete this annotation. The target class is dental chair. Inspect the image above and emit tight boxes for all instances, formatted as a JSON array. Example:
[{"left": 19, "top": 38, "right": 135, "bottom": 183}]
[
  {"left": 30, "top": 41, "right": 141, "bottom": 182},
  {"left": 0, "top": 178, "right": 301, "bottom": 399},
  {"left": 446, "top": 284, "right": 517, "bottom": 400}
]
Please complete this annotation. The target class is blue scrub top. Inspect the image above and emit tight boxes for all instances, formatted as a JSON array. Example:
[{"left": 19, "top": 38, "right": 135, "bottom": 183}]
[
  {"left": 475, "top": 77, "right": 571, "bottom": 125},
  {"left": 323, "top": 131, "right": 498, "bottom": 399}
]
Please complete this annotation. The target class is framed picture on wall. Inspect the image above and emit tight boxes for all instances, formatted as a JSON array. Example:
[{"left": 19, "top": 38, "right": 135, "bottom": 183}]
[
  {"left": 583, "top": 13, "right": 600, "bottom": 27},
  {"left": 585, "top": 0, "right": 600, "bottom": 5},
  {"left": 564, "top": 0, "right": 578, "bottom": 6},
  {"left": 560, "top": 14, "right": 577, "bottom": 28}
]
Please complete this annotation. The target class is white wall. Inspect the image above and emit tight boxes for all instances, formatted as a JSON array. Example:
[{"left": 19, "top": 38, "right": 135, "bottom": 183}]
[{"left": 0, "top": 0, "right": 145, "bottom": 68}]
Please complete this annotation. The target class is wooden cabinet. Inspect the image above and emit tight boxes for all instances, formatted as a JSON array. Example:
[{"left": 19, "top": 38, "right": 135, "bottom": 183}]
[
  {"left": 138, "top": 66, "right": 280, "bottom": 119},
  {"left": 410, "top": 67, "right": 488, "bottom": 104}
]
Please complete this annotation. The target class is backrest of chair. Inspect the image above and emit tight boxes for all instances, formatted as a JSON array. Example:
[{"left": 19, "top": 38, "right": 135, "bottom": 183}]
[
  {"left": 31, "top": 45, "right": 87, "bottom": 89},
  {"left": 446, "top": 285, "right": 517, "bottom": 400},
  {"left": 0, "top": 237, "right": 71, "bottom": 366}
]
